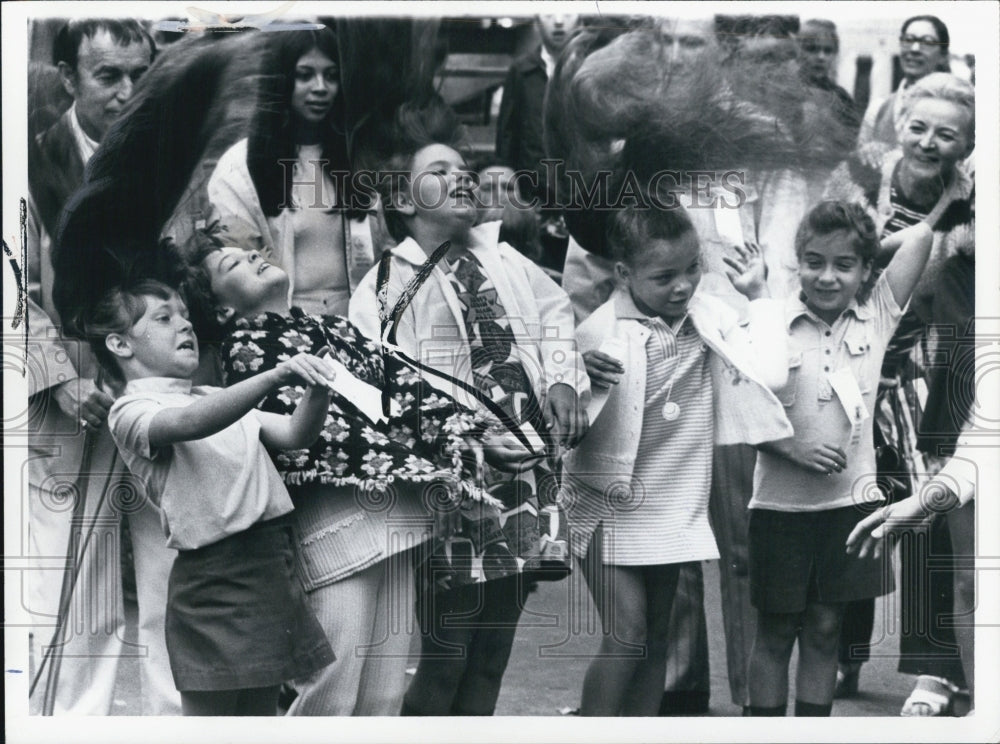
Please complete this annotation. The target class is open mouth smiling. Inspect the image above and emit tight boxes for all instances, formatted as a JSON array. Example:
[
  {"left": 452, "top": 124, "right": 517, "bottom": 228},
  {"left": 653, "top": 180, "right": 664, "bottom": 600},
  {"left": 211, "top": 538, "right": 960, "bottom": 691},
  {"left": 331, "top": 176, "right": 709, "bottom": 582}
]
[{"left": 451, "top": 188, "right": 476, "bottom": 205}]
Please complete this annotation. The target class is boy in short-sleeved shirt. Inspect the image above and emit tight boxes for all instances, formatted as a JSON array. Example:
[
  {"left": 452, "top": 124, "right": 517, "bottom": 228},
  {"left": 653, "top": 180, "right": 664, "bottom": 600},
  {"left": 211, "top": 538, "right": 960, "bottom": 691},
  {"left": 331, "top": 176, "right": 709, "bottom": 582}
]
[{"left": 745, "top": 203, "right": 933, "bottom": 718}]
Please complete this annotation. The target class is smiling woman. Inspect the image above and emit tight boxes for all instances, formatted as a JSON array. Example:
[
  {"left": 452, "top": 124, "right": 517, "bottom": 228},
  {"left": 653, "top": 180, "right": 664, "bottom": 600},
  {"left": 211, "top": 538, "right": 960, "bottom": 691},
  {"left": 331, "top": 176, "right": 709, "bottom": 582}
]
[
  {"left": 822, "top": 71, "right": 974, "bottom": 711},
  {"left": 208, "top": 28, "right": 375, "bottom": 319}
]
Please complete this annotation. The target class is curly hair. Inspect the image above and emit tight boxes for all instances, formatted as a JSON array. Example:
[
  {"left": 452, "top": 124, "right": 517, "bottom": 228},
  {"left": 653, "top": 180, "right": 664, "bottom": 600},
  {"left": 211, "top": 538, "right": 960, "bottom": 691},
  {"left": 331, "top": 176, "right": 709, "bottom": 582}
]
[{"left": 794, "top": 200, "right": 879, "bottom": 264}]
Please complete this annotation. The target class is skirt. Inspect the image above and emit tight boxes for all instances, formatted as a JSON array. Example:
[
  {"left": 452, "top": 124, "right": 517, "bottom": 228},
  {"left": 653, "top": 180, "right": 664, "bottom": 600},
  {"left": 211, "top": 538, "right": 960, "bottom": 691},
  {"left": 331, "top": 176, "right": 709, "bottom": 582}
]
[{"left": 165, "top": 515, "right": 335, "bottom": 691}]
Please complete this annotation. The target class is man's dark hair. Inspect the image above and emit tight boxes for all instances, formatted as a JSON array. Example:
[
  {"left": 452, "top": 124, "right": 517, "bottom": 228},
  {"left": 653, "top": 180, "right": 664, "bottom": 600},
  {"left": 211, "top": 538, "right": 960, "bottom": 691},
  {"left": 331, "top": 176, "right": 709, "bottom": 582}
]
[{"left": 53, "top": 18, "right": 155, "bottom": 70}]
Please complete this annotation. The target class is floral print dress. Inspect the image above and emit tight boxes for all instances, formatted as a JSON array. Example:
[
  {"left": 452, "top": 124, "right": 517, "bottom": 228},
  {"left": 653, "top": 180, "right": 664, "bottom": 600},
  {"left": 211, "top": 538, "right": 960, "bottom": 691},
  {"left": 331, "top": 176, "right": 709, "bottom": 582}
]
[{"left": 221, "top": 308, "right": 489, "bottom": 497}]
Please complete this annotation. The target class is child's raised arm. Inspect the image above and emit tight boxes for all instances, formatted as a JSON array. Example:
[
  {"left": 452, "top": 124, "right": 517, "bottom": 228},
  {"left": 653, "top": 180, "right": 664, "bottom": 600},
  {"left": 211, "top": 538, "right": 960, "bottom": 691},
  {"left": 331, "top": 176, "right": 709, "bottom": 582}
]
[
  {"left": 147, "top": 352, "right": 336, "bottom": 448},
  {"left": 723, "top": 241, "right": 769, "bottom": 301},
  {"left": 881, "top": 222, "right": 934, "bottom": 309}
]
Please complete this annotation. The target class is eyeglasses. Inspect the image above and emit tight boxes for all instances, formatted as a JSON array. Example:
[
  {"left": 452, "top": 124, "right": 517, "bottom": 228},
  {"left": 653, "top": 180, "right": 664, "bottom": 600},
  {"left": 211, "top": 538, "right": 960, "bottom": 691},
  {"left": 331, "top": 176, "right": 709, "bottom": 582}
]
[{"left": 899, "top": 35, "right": 941, "bottom": 49}]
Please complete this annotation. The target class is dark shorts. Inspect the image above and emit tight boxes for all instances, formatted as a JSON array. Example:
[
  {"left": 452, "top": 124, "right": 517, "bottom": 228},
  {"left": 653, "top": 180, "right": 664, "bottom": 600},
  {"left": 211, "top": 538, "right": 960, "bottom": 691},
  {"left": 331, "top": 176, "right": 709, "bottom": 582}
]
[
  {"left": 166, "top": 515, "right": 335, "bottom": 691},
  {"left": 748, "top": 505, "right": 894, "bottom": 615}
]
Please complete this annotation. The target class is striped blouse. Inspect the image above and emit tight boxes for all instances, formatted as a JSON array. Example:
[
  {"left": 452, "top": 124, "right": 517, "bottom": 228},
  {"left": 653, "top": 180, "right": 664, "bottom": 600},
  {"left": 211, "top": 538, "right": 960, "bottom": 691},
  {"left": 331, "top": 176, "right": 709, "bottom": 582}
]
[{"left": 575, "top": 305, "right": 718, "bottom": 566}]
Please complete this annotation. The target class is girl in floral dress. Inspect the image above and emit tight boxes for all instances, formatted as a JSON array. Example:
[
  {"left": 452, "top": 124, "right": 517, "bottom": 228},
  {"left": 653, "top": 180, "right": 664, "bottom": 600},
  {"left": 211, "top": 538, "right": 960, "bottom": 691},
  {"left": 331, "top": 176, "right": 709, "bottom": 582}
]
[{"left": 184, "top": 234, "right": 533, "bottom": 716}]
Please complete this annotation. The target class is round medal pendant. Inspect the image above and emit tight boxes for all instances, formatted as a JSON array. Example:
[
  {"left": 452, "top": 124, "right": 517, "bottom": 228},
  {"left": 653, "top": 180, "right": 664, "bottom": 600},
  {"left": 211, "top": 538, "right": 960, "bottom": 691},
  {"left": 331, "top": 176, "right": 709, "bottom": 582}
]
[{"left": 662, "top": 401, "right": 681, "bottom": 422}]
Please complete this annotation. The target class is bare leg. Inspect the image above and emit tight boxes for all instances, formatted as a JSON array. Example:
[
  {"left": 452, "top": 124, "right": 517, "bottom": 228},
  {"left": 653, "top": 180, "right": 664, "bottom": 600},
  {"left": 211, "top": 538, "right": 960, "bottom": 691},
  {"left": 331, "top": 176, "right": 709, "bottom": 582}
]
[
  {"left": 621, "top": 564, "right": 681, "bottom": 716},
  {"left": 580, "top": 553, "right": 649, "bottom": 716},
  {"left": 795, "top": 602, "right": 845, "bottom": 708},
  {"left": 748, "top": 611, "right": 800, "bottom": 708},
  {"left": 947, "top": 502, "right": 975, "bottom": 703}
]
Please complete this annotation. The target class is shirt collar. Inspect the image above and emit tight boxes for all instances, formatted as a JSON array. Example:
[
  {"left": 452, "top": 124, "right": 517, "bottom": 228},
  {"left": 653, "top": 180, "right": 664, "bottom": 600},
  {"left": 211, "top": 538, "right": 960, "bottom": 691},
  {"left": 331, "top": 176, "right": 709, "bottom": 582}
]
[
  {"left": 123, "top": 377, "right": 193, "bottom": 395},
  {"left": 785, "top": 290, "right": 873, "bottom": 331},
  {"left": 68, "top": 103, "right": 100, "bottom": 164},
  {"left": 391, "top": 220, "right": 504, "bottom": 268},
  {"left": 612, "top": 288, "right": 694, "bottom": 333},
  {"left": 540, "top": 45, "right": 557, "bottom": 79}
]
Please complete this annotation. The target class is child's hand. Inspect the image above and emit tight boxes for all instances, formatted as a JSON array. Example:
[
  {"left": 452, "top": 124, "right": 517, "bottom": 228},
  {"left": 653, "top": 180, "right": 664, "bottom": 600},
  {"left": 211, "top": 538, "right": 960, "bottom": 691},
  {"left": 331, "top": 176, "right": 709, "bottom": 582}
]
[
  {"left": 274, "top": 348, "right": 338, "bottom": 389},
  {"left": 723, "top": 241, "right": 769, "bottom": 300},
  {"left": 481, "top": 432, "right": 547, "bottom": 473},
  {"left": 787, "top": 440, "right": 847, "bottom": 474},
  {"left": 583, "top": 350, "right": 624, "bottom": 388},
  {"left": 855, "top": 141, "right": 892, "bottom": 170},
  {"left": 544, "top": 383, "right": 589, "bottom": 448},
  {"left": 879, "top": 220, "right": 932, "bottom": 255}
]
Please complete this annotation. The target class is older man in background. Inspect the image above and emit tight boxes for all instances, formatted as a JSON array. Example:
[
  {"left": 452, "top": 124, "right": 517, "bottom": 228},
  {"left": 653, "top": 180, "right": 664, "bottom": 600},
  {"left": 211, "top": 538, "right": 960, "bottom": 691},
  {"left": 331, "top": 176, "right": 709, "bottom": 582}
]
[{"left": 26, "top": 18, "right": 180, "bottom": 715}]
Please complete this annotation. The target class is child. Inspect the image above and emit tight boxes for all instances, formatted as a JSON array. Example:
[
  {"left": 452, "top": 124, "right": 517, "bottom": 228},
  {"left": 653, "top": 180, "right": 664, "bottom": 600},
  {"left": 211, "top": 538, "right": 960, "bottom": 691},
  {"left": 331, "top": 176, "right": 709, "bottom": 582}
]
[
  {"left": 88, "top": 279, "right": 337, "bottom": 715},
  {"left": 564, "top": 202, "right": 793, "bottom": 716},
  {"left": 183, "top": 233, "right": 534, "bottom": 716},
  {"left": 746, "top": 202, "right": 934, "bottom": 717},
  {"left": 349, "top": 129, "right": 589, "bottom": 715}
]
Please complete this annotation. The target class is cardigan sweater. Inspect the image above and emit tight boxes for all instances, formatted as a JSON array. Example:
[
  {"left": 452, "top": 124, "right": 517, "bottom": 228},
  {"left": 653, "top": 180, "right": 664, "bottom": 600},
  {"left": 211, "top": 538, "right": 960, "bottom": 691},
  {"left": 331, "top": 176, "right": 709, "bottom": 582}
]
[
  {"left": 565, "top": 288, "right": 793, "bottom": 502},
  {"left": 220, "top": 310, "right": 489, "bottom": 589},
  {"left": 824, "top": 149, "right": 975, "bottom": 323}
]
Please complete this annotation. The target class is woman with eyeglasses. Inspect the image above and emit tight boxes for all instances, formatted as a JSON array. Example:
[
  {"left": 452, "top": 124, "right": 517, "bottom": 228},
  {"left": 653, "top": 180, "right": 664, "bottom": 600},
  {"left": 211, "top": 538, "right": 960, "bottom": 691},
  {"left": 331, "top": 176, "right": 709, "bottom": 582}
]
[{"left": 857, "top": 15, "right": 952, "bottom": 156}]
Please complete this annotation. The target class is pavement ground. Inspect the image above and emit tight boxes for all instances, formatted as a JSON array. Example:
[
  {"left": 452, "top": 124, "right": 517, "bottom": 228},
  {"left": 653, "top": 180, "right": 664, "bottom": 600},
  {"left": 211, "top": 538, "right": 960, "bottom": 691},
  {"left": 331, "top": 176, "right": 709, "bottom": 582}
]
[{"left": 105, "top": 559, "right": 958, "bottom": 717}]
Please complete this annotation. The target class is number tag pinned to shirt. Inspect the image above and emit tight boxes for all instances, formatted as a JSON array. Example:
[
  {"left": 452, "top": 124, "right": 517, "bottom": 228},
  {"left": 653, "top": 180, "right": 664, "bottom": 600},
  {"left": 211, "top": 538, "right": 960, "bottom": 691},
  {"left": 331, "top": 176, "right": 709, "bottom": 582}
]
[{"left": 827, "top": 367, "right": 868, "bottom": 445}]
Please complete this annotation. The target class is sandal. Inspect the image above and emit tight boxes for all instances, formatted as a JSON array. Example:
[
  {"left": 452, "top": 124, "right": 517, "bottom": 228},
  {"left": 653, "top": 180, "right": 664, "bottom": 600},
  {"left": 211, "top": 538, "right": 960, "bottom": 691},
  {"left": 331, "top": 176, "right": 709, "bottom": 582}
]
[{"left": 900, "top": 675, "right": 958, "bottom": 716}]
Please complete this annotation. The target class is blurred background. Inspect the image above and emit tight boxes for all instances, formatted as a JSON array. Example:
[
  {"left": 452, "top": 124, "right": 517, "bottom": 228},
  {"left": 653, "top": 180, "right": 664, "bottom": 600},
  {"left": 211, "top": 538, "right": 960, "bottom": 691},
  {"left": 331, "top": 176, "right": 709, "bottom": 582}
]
[{"left": 27, "top": 9, "right": 978, "bottom": 158}]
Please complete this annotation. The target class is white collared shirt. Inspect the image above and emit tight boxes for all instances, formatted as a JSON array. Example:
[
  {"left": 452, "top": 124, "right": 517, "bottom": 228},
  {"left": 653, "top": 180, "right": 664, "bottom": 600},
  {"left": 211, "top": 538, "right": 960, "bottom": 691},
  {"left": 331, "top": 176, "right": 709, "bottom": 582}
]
[
  {"left": 540, "top": 45, "right": 557, "bottom": 80},
  {"left": 751, "top": 273, "right": 905, "bottom": 512},
  {"left": 109, "top": 377, "right": 293, "bottom": 550},
  {"left": 348, "top": 220, "right": 589, "bottom": 410},
  {"left": 67, "top": 103, "right": 100, "bottom": 165}
]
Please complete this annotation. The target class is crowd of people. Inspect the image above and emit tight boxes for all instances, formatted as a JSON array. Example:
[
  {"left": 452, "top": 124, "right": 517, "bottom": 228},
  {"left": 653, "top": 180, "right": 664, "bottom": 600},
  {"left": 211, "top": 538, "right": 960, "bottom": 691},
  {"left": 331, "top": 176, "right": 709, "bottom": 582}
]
[{"left": 23, "top": 12, "right": 977, "bottom": 720}]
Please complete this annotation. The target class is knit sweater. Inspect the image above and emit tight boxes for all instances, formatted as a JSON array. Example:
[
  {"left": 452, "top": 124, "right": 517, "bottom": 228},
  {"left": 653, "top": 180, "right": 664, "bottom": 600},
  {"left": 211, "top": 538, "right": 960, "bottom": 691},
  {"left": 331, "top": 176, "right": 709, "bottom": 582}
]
[{"left": 220, "top": 309, "right": 492, "bottom": 588}]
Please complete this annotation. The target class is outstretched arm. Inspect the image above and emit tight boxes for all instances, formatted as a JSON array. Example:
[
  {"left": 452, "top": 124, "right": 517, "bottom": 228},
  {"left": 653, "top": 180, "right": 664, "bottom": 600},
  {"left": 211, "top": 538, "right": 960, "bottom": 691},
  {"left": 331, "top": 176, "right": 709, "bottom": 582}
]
[
  {"left": 257, "top": 384, "right": 331, "bottom": 451},
  {"left": 148, "top": 352, "right": 336, "bottom": 447}
]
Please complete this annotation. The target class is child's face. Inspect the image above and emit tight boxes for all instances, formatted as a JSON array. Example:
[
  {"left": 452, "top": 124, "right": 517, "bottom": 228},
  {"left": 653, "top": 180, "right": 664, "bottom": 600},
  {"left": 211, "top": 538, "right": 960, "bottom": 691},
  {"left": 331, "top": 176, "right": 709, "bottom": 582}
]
[
  {"left": 124, "top": 292, "right": 200, "bottom": 379},
  {"left": 201, "top": 247, "right": 290, "bottom": 319},
  {"left": 403, "top": 144, "right": 479, "bottom": 236},
  {"left": 617, "top": 231, "right": 702, "bottom": 321},
  {"left": 798, "top": 230, "right": 872, "bottom": 323}
]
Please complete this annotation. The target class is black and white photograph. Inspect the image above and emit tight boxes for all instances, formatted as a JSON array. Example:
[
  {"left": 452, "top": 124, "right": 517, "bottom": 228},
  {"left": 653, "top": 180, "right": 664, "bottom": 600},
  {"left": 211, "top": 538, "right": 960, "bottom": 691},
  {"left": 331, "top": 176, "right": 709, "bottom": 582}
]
[{"left": 3, "top": 2, "right": 998, "bottom": 742}]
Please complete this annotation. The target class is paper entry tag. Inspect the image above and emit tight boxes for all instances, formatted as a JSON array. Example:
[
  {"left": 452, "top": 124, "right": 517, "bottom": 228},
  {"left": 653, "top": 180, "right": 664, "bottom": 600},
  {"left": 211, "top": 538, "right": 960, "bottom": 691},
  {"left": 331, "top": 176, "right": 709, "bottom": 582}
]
[
  {"left": 324, "top": 355, "right": 401, "bottom": 425},
  {"left": 827, "top": 367, "right": 869, "bottom": 446}
]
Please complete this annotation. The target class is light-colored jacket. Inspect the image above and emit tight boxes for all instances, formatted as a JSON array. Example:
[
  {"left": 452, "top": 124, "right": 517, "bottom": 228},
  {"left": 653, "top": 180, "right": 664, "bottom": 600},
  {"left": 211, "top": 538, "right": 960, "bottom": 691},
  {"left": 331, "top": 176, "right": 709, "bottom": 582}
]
[
  {"left": 206, "top": 138, "right": 376, "bottom": 304},
  {"left": 349, "top": 220, "right": 590, "bottom": 410},
  {"left": 564, "top": 288, "right": 793, "bottom": 496}
]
